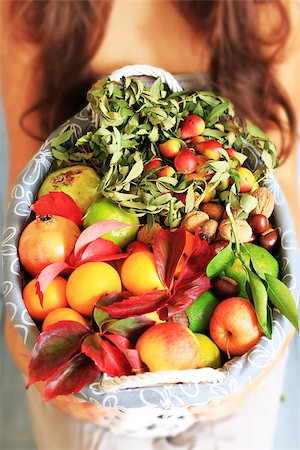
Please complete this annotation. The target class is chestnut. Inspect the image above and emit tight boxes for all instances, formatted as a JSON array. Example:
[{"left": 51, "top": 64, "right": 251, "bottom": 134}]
[
  {"left": 212, "top": 276, "right": 240, "bottom": 299},
  {"left": 211, "top": 240, "right": 228, "bottom": 253},
  {"left": 259, "top": 229, "right": 279, "bottom": 250},
  {"left": 247, "top": 214, "right": 269, "bottom": 234}
]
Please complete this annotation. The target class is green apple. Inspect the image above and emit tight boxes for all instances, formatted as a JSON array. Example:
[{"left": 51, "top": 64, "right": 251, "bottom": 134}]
[{"left": 83, "top": 198, "right": 139, "bottom": 249}]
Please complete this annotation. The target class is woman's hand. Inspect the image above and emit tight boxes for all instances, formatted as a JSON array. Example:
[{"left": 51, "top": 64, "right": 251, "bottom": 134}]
[{"left": 5, "top": 314, "right": 110, "bottom": 423}]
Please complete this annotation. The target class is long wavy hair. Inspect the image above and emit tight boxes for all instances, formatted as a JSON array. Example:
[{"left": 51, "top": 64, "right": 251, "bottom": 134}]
[{"left": 8, "top": 0, "right": 296, "bottom": 162}]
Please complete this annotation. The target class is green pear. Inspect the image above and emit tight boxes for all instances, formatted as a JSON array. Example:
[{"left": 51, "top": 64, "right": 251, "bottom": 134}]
[{"left": 38, "top": 165, "right": 100, "bottom": 214}]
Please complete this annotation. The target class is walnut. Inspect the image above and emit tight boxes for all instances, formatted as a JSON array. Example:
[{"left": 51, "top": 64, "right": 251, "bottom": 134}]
[
  {"left": 200, "top": 203, "right": 224, "bottom": 221},
  {"left": 250, "top": 187, "right": 275, "bottom": 218},
  {"left": 201, "top": 219, "right": 219, "bottom": 242},
  {"left": 218, "top": 219, "right": 253, "bottom": 243},
  {"left": 183, "top": 211, "right": 209, "bottom": 233},
  {"left": 222, "top": 207, "right": 243, "bottom": 220},
  {"left": 137, "top": 223, "right": 162, "bottom": 246}
]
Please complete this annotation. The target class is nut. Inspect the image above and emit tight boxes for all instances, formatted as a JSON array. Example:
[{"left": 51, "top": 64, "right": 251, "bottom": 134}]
[
  {"left": 247, "top": 214, "right": 269, "bottom": 234},
  {"left": 137, "top": 223, "right": 162, "bottom": 246},
  {"left": 222, "top": 207, "right": 243, "bottom": 220},
  {"left": 200, "top": 203, "right": 224, "bottom": 221},
  {"left": 183, "top": 211, "right": 209, "bottom": 233},
  {"left": 250, "top": 187, "right": 275, "bottom": 218},
  {"left": 211, "top": 240, "right": 229, "bottom": 253},
  {"left": 168, "top": 312, "right": 189, "bottom": 327},
  {"left": 259, "top": 229, "right": 279, "bottom": 250},
  {"left": 201, "top": 219, "right": 218, "bottom": 243},
  {"left": 212, "top": 276, "right": 240, "bottom": 299},
  {"left": 218, "top": 219, "right": 253, "bottom": 243}
]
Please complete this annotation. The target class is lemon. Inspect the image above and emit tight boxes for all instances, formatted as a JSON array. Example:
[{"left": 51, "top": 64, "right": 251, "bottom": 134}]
[
  {"left": 83, "top": 198, "right": 139, "bottom": 249},
  {"left": 186, "top": 291, "right": 219, "bottom": 333},
  {"left": 194, "top": 333, "right": 221, "bottom": 369}
]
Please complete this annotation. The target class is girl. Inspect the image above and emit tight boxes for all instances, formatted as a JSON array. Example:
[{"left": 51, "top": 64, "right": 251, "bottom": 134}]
[{"left": 1, "top": 1, "right": 299, "bottom": 448}]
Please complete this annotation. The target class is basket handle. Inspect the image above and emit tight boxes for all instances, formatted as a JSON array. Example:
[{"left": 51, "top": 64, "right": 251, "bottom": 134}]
[{"left": 109, "top": 64, "right": 183, "bottom": 92}]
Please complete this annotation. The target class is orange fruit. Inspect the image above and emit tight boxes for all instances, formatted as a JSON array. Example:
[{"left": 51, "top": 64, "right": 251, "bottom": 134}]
[
  {"left": 42, "top": 307, "right": 88, "bottom": 331},
  {"left": 23, "top": 276, "right": 68, "bottom": 322},
  {"left": 66, "top": 262, "right": 122, "bottom": 316},
  {"left": 121, "top": 251, "right": 165, "bottom": 296}
]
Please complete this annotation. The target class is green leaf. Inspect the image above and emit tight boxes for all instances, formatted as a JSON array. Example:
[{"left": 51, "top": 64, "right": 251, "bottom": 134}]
[
  {"left": 206, "top": 242, "right": 234, "bottom": 278},
  {"left": 248, "top": 271, "right": 271, "bottom": 338},
  {"left": 51, "top": 128, "right": 74, "bottom": 148},
  {"left": 206, "top": 101, "right": 229, "bottom": 126},
  {"left": 265, "top": 274, "right": 299, "bottom": 332},
  {"left": 240, "top": 194, "right": 258, "bottom": 214},
  {"left": 123, "top": 160, "right": 144, "bottom": 185}
]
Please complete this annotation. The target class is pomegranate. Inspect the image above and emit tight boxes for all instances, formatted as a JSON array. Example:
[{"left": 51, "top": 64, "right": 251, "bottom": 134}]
[{"left": 18, "top": 215, "right": 81, "bottom": 276}]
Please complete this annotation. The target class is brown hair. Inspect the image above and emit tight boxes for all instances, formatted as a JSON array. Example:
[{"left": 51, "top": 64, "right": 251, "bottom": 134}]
[{"left": 8, "top": 0, "right": 296, "bottom": 162}]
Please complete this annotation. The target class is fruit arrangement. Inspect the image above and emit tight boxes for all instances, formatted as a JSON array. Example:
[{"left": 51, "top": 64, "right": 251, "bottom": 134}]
[{"left": 17, "top": 76, "right": 298, "bottom": 401}]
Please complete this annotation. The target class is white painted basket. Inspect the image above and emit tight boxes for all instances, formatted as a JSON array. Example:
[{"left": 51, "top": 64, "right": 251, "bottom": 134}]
[{"left": 2, "top": 65, "right": 299, "bottom": 438}]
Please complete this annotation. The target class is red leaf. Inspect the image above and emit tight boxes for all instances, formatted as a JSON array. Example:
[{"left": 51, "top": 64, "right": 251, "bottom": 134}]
[
  {"left": 101, "top": 338, "right": 132, "bottom": 377},
  {"left": 159, "top": 274, "right": 211, "bottom": 319},
  {"left": 31, "top": 192, "right": 82, "bottom": 226},
  {"left": 36, "top": 262, "right": 73, "bottom": 306},
  {"left": 74, "top": 221, "right": 138, "bottom": 259},
  {"left": 153, "top": 226, "right": 186, "bottom": 289},
  {"left": 28, "top": 321, "right": 91, "bottom": 386},
  {"left": 44, "top": 354, "right": 99, "bottom": 400},
  {"left": 99, "top": 290, "right": 169, "bottom": 318},
  {"left": 105, "top": 334, "right": 144, "bottom": 373},
  {"left": 79, "top": 238, "right": 122, "bottom": 263},
  {"left": 175, "top": 232, "right": 215, "bottom": 289},
  {"left": 81, "top": 333, "right": 107, "bottom": 372}
]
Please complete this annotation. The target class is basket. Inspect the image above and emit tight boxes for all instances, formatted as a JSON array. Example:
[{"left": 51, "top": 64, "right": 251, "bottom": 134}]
[{"left": 2, "top": 65, "right": 299, "bottom": 438}]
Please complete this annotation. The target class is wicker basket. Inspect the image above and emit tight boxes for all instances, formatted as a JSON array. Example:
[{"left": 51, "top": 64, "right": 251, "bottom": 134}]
[{"left": 2, "top": 65, "right": 299, "bottom": 438}]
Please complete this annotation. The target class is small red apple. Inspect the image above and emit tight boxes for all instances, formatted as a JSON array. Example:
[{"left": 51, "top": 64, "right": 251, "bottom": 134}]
[
  {"left": 195, "top": 140, "right": 222, "bottom": 161},
  {"left": 126, "top": 241, "right": 151, "bottom": 254},
  {"left": 179, "top": 115, "right": 205, "bottom": 139},
  {"left": 158, "top": 139, "right": 181, "bottom": 159},
  {"left": 236, "top": 167, "right": 255, "bottom": 193},
  {"left": 144, "top": 158, "right": 162, "bottom": 171},
  {"left": 157, "top": 166, "right": 176, "bottom": 178},
  {"left": 174, "top": 147, "right": 197, "bottom": 174},
  {"left": 209, "top": 297, "right": 263, "bottom": 356}
]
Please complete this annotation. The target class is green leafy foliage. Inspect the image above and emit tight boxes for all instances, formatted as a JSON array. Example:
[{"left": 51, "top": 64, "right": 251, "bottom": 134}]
[{"left": 50, "top": 76, "right": 276, "bottom": 226}]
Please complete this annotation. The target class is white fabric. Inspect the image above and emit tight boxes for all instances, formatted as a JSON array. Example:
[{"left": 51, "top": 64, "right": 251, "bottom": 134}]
[{"left": 26, "top": 348, "right": 288, "bottom": 450}]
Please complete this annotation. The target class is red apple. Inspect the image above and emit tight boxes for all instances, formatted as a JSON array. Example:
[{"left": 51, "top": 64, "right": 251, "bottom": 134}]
[
  {"left": 157, "top": 166, "right": 176, "bottom": 178},
  {"left": 209, "top": 297, "right": 263, "bottom": 356},
  {"left": 126, "top": 241, "right": 151, "bottom": 254},
  {"left": 236, "top": 167, "right": 255, "bottom": 193},
  {"left": 144, "top": 158, "right": 162, "bottom": 171},
  {"left": 189, "top": 135, "right": 206, "bottom": 145},
  {"left": 174, "top": 147, "right": 197, "bottom": 174},
  {"left": 136, "top": 322, "right": 201, "bottom": 371},
  {"left": 195, "top": 139, "right": 222, "bottom": 161},
  {"left": 179, "top": 115, "right": 205, "bottom": 139},
  {"left": 158, "top": 139, "right": 181, "bottom": 159}
]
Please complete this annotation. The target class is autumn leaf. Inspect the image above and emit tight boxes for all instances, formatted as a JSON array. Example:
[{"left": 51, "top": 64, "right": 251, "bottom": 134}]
[
  {"left": 28, "top": 321, "right": 91, "bottom": 386},
  {"left": 31, "top": 192, "right": 82, "bottom": 227}
]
